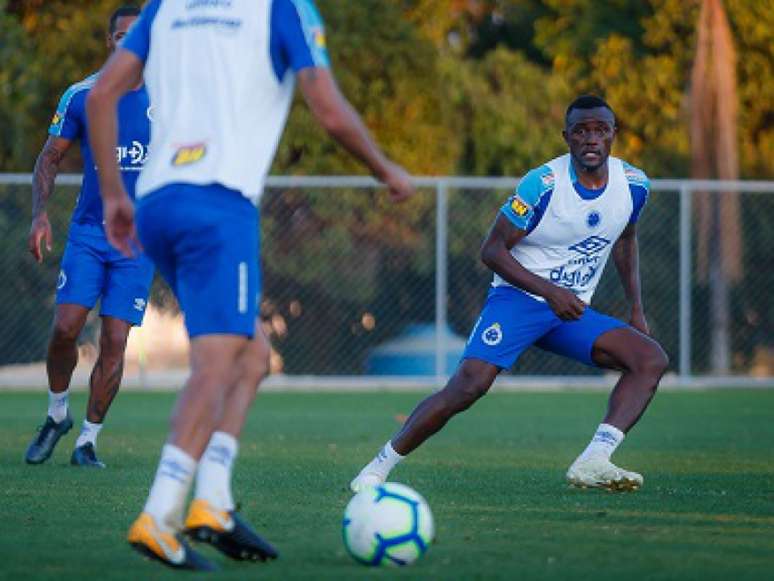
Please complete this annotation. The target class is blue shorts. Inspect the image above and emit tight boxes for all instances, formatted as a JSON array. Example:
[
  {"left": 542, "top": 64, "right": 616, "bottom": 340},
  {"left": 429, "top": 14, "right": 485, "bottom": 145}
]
[
  {"left": 136, "top": 183, "right": 259, "bottom": 338},
  {"left": 463, "top": 286, "right": 627, "bottom": 369},
  {"left": 55, "top": 222, "right": 155, "bottom": 326}
]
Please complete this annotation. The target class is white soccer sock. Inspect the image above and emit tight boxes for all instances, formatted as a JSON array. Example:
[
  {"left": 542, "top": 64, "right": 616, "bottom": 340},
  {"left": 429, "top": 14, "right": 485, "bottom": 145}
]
[
  {"left": 75, "top": 420, "right": 103, "bottom": 449},
  {"left": 194, "top": 431, "right": 238, "bottom": 512},
  {"left": 578, "top": 423, "right": 625, "bottom": 461},
  {"left": 143, "top": 444, "right": 197, "bottom": 533},
  {"left": 48, "top": 389, "right": 69, "bottom": 423},
  {"left": 366, "top": 441, "right": 404, "bottom": 477}
]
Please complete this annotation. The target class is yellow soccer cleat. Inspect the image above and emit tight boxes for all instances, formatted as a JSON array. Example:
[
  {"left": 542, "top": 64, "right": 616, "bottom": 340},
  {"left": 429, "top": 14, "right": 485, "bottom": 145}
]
[
  {"left": 184, "top": 499, "right": 278, "bottom": 562},
  {"left": 127, "top": 512, "right": 218, "bottom": 571}
]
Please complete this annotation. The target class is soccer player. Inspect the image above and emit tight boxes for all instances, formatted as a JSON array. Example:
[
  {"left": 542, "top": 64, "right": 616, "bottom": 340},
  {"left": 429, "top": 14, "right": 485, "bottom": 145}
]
[
  {"left": 86, "top": 0, "right": 414, "bottom": 571},
  {"left": 351, "top": 95, "right": 669, "bottom": 493},
  {"left": 24, "top": 5, "right": 152, "bottom": 469}
]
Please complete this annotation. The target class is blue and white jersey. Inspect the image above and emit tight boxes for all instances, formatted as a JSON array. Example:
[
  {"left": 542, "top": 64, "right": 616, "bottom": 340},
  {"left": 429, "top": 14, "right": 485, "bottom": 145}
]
[
  {"left": 122, "top": 0, "right": 330, "bottom": 204},
  {"left": 497, "top": 154, "right": 649, "bottom": 303},
  {"left": 49, "top": 75, "right": 151, "bottom": 225}
]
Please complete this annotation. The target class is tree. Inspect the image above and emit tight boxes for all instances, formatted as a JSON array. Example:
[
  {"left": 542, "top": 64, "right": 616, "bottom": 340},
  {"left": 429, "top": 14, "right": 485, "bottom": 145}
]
[{"left": 691, "top": 0, "right": 741, "bottom": 374}]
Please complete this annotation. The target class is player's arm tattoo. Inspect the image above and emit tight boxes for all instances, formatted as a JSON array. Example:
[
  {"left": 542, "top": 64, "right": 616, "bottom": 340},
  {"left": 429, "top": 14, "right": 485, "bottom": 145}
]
[
  {"left": 32, "top": 138, "right": 69, "bottom": 218},
  {"left": 612, "top": 224, "right": 643, "bottom": 310}
]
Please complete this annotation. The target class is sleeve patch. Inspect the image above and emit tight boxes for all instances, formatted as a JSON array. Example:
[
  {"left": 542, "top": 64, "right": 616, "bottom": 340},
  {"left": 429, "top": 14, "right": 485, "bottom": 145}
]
[
  {"left": 289, "top": 0, "right": 330, "bottom": 68},
  {"left": 509, "top": 194, "right": 532, "bottom": 217}
]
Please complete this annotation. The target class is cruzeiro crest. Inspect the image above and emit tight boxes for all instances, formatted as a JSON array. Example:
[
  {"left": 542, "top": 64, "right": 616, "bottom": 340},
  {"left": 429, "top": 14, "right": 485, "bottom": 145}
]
[{"left": 481, "top": 323, "right": 503, "bottom": 346}]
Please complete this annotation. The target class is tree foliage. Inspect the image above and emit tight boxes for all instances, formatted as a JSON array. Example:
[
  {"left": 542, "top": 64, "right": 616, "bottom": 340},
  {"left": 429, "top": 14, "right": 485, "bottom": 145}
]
[{"left": 1, "top": 0, "right": 771, "bottom": 372}]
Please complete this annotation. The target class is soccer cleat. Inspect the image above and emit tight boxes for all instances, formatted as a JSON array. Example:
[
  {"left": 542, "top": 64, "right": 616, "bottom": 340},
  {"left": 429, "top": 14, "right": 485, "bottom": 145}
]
[
  {"left": 350, "top": 469, "right": 387, "bottom": 493},
  {"left": 566, "top": 455, "right": 644, "bottom": 491},
  {"left": 184, "top": 499, "right": 278, "bottom": 562},
  {"left": 25, "top": 414, "right": 73, "bottom": 464},
  {"left": 127, "top": 512, "right": 218, "bottom": 572},
  {"left": 70, "top": 443, "right": 106, "bottom": 468}
]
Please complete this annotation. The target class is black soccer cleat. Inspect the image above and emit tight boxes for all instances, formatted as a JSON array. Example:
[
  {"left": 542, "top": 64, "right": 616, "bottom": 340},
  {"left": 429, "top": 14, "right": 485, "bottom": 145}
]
[
  {"left": 184, "top": 499, "right": 279, "bottom": 562},
  {"left": 71, "top": 443, "right": 106, "bottom": 468},
  {"left": 25, "top": 414, "right": 73, "bottom": 464}
]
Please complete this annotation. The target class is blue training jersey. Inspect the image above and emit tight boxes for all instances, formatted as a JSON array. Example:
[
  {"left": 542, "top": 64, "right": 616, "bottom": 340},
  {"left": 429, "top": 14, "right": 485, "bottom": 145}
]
[{"left": 48, "top": 74, "right": 151, "bottom": 225}]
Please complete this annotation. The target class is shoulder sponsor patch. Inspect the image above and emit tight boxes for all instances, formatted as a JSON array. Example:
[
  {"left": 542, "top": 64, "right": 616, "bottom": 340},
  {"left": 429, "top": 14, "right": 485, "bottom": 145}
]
[
  {"left": 509, "top": 194, "right": 532, "bottom": 217},
  {"left": 172, "top": 143, "right": 207, "bottom": 166}
]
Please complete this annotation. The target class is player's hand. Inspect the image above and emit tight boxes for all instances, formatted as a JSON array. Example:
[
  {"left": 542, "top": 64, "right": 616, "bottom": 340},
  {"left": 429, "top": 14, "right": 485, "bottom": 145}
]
[
  {"left": 629, "top": 308, "right": 650, "bottom": 335},
  {"left": 379, "top": 161, "right": 415, "bottom": 203},
  {"left": 545, "top": 286, "right": 586, "bottom": 321},
  {"left": 103, "top": 192, "right": 140, "bottom": 258},
  {"left": 28, "top": 214, "right": 53, "bottom": 263}
]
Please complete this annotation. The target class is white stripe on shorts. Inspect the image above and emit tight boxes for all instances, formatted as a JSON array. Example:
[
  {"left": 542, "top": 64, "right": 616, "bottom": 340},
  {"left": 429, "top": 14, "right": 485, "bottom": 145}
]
[{"left": 238, "top": 262, "right": 247, "bottom": 314}]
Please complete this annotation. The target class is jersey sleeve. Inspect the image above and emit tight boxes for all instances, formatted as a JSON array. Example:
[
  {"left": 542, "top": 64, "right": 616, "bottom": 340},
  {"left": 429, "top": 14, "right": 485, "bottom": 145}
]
[
  {"left": 500, "top": 165, "right": 554, "bottom": 231},
  {"left": 121, "top": 0, "right": 162, "bottom": 63},
  {"left": 623, "top": 162, "right": 650, "bottom": 224},
  {"left": 271, "top": 0, "right": 331, "bottom": 76},
  {"left": 48, "top": 86, "right": 85, "bottom": 141}
]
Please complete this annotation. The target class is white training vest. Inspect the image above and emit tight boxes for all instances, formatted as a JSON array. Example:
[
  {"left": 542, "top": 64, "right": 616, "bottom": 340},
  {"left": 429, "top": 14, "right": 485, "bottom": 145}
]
[
  {"left": 494, "top": 154, "right": 633, "bottom": 303},
  {"left": 137, "top": 0, "right": 295, "bottom": 204}
]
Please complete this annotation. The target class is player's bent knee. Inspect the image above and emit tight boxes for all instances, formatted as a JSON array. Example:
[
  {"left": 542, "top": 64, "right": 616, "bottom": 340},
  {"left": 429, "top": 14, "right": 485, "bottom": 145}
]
[
  {"left": 241, "top": 354, "right": 269, "bottom": 390},
  {"left": 100, "top": 329, "right": 130, "bottom": 359},
  {"left": 446, "top": 362, "right": 494, "bottom": 411},
  {"left": 239, "top": 340, "right": 270, "bottom": 388},
  {"left": 646, "top": 346, "right": 669, "bottom": 378},
  {"left": 634, "top": 341, "right": 669, "bottom": 380},
  {"left": 51, "top": 320, "right": 81, "bottom": 345}
]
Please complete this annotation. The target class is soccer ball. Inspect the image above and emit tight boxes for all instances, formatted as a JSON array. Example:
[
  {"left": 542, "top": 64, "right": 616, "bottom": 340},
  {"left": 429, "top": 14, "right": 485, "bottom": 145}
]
[{"left": 342, "top": 482, "right": 434, "bottom": 567}]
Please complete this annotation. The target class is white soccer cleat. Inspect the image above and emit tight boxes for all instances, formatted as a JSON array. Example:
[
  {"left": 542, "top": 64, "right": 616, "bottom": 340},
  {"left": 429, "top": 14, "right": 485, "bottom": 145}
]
[
  {"left": 566, "top": 455, "right": 643, "bottom": 491},
  {"left": 349, "top": 469, "right": 386, "bottom": 493}
]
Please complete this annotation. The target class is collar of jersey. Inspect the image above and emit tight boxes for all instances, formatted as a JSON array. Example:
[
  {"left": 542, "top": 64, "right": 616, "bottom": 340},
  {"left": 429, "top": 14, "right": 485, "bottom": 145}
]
[{"left": 569, "top": 161, "right": 607, "bottom": 201}]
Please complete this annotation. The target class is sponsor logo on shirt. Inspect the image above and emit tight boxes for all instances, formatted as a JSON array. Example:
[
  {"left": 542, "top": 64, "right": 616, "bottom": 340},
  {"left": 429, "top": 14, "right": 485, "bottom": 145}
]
[
  {"left": 549, "top": 236, "right": 611, "bottom": 290},
  {"left": 116, "top": 140, "right": 149, "bottom": 170},
  {"left": 510, "top": 195, "right": 531, "bottom": 217},
  {"left": 568, "top": 235, "right": 610, "bottom": 256},
  {"left": 172, "top": 143, "right": 207, "bottom": 166},
  {"left": 133, "top": 298, "right": 147, "bottom": 312},
  {"left": 51, "top": 112, "right": 62, "bottom": 126}
]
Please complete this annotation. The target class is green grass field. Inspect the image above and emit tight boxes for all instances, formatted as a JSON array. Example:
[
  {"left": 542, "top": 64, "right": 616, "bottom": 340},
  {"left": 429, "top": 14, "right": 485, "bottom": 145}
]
[{"left": 1, "top": 389, "right": 773, "bottom": 580}]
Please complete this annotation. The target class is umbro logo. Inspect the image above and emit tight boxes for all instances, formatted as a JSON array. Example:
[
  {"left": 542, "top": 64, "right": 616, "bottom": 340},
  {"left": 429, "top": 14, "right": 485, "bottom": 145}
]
[{"left": 568, "top": 236, "right": 610, "bottom": 257}]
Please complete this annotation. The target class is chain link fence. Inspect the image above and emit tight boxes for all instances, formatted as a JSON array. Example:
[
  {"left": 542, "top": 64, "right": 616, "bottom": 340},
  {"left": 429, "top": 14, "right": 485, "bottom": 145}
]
[{"left": 0, "top": 174, "right": 772, "bottom": 387}]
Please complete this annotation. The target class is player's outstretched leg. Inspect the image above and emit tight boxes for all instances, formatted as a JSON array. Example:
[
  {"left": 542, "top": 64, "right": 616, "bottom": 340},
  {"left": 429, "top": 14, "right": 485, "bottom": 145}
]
[
  {"left": 128, "top": 335, "right": 248, "bottom": 572},
  {"left": 71, "top": 317, "right": 131, "bottom": 468},
  {"left": 351, "top": 359, "right": 499, "bottom": 492},
  {"left": 25, "top": 305, "right": 88, "bottom": 464},
  {"left": 566, "top": 327, "right": 668, "bottom": 491},
  {"left": 184, "top": 325, "right": 279, "bottom": 562}
]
